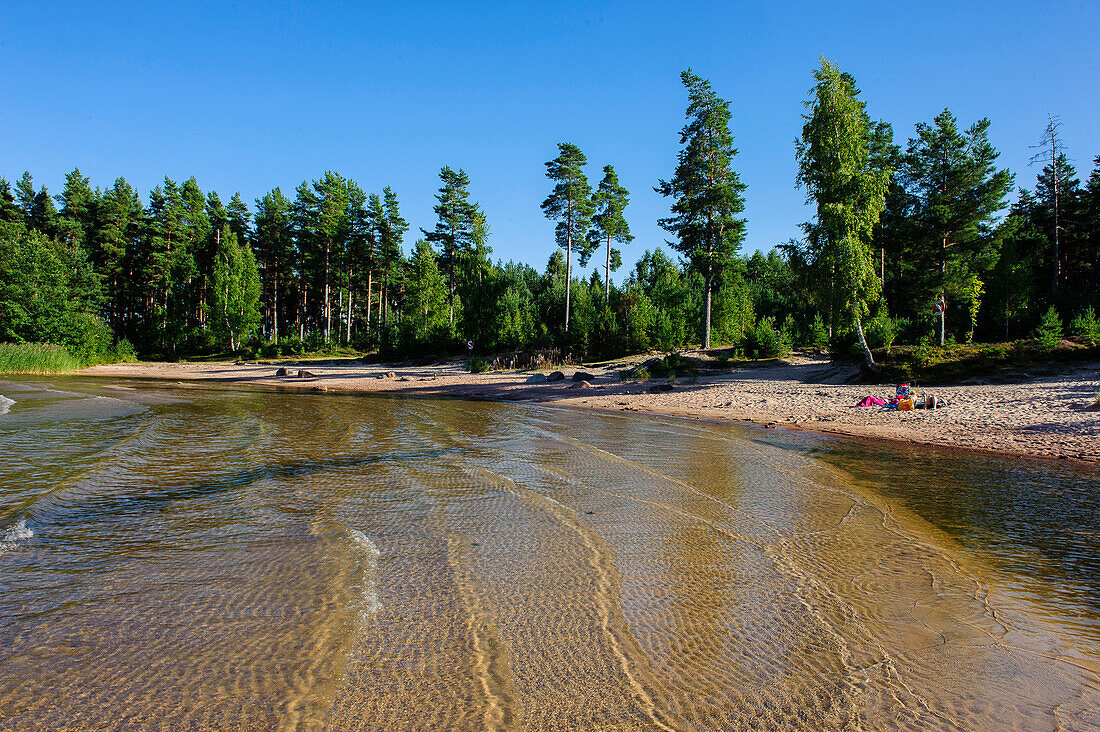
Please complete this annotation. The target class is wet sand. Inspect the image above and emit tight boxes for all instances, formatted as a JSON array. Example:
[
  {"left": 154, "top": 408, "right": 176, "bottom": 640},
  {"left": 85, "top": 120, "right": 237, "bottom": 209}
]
[{"left": 84, "top": 355, "right": 1100, "bottom": 463}]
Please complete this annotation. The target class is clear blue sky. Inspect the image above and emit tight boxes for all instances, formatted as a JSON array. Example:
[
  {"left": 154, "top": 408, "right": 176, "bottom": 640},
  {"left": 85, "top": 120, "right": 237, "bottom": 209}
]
[{"left": 2, "top": 1, "right": 1097, "bottom": 280}]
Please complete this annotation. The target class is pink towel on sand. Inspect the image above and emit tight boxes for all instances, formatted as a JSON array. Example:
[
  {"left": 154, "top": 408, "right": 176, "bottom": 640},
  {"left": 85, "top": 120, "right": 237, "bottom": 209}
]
[{"left": 852, "top": 395, "right": 887, "bottom": 407}]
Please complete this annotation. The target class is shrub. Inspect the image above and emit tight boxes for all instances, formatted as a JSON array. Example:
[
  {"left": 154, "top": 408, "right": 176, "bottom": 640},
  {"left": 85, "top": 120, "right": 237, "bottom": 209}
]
[
  {"left": 619, "top": 367, "right": 650, "bottom": 381},
  {"left": 866, "top": 312, "right": 899, "bottom": 353},
  {"left": 806, "top": 314, "right": 828, "bottom": 350},
  {"left": 1034, "top": 306, "right": 1064, "bottom": 352},
  {"left": 1070, "top": 306, "right": 1099, "bottom": 345},
  {"left": 747, "top": 317, "right": 787, "bottom": 358},
  {"left": 467, "top": 356, "right": 490, "bottom": 373},
  {"left": 60, "top": 312, "right": 114, "bottom": 364},
  {"left": 110, "top": 339, "right": 137, "bottom": 363}
]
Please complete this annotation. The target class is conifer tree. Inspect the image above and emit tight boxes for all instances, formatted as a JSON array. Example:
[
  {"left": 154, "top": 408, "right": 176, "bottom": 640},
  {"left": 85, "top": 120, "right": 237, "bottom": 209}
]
[
  {"left": 587, "top": 165, "right": 632, "bottom": 304},
  {"left": 796, "top": 58, "right": 888, "bottom": 367},
  {"left": 55, "top": 168, "right": 96, "bottom": 251},
  {"left": 92, "top": 178, "right": 141, "bottom": 332},
  {"left": 424, "top": 166, "right": 476, "bottom": 326},
  {"left": 381, "top": 186, "right": 407, "bottom": 333},
  {"left": 0, "top": 179, "right": 20, "bottom": 223},
  {"left": 542, "top": 143, "right": 594, "bottom": 332},
  {"left": 254, "top": 188, "right": 293, "bottom": 340},
  {"left": 658, "top": 70, "right": 746, "bottom": 348},
  {"left": 902, "top": 109, "right": 1012, "bottom": 344}
]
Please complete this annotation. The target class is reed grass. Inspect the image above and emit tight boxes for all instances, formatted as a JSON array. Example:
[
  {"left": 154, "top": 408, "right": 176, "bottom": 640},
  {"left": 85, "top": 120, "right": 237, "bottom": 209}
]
[{"left": 0, "top": 343, "right": 83, "bottom": 374}]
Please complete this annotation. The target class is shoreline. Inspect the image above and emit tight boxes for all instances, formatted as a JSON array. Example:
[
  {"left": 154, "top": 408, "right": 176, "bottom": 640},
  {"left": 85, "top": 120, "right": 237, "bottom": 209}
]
[{"left": 75, "top": 355, "right": 1099, "bottom": 464}]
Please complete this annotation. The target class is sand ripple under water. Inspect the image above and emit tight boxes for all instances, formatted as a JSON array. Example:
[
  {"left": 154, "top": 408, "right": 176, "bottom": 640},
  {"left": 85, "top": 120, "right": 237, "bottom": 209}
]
[{"left": 0, "top": 377, "right": 1097, "bottom": 730}]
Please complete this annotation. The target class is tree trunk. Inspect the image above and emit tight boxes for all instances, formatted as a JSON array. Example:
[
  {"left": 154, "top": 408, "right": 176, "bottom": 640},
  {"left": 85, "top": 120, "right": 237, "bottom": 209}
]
[
  {"left": 382, "top": 273, "right": 389, "bottom": 332},
  {"left": 703, "top": 274, "right": 712, "bottom": 349},
  {"left": 272, "top": 259, "right": 279, "bottom": 343},
  {"left": 565, "top": 239, "right": 572, "bottom": 333},
  {"left": 940, "top": 235, "right": 948, "bottom": 347},
  {"left": 346, "top": 269, "right": 353, "bottom": 344},
  {"left": 604, "top": 233, "right": 611, "bottom": 304},
  {"left": 366, "top": 268, "right": 373, "bottom": 339},
  {"left": 448, "top": 225, "right": 456, "bottom": 325},
  {"left": 323, "top": 239, "right": 331, "bottom": 342},
  {"left": 853, "top": 307, "right": 876, "bottom": 368},
  {"left": 298, "top": 278, "right": 306, "bottom": 342}
]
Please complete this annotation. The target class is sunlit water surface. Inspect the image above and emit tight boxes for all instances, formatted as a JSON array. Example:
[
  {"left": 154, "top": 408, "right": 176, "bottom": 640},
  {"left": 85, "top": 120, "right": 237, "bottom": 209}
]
[{"left": 0, "top": 377, "right": 1097, "bottom": 730}]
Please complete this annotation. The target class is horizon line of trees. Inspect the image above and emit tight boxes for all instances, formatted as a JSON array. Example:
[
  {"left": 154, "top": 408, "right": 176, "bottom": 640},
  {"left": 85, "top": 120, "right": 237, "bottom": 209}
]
[{"left": 2, "top": 59, "right": 1098, "bottom": 365}]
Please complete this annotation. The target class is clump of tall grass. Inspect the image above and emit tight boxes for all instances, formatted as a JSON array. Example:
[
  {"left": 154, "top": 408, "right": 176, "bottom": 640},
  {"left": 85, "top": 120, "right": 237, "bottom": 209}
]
[{"left": 0, "top": 343, "right": 83, "bottom": 374}]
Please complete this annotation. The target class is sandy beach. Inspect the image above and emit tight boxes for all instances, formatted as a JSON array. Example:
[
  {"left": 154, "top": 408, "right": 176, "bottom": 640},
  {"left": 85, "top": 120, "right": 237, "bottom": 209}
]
[{"left": 81, "top": 354, "right": 1099, "bottom": 463}]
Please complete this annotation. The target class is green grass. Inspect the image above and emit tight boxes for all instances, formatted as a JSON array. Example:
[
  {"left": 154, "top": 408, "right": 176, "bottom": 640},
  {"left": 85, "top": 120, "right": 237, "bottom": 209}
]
[{"left": 0, "top": 343, "right": 83, "bottom": 374}]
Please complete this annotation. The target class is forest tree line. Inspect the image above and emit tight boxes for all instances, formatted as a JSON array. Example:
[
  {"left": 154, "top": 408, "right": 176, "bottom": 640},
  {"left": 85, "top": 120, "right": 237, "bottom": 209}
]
[{"left": 2, "top": 59, "right": 1098, "bottom": 365}]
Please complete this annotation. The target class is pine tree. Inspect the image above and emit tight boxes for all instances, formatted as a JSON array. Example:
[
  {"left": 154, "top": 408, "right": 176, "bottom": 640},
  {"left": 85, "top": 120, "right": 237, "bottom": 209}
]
[
  {"left": 92, "top": 177, "right": 142, "bottom": 333},
  {"left": 542, "top": 143, "right": 594, "bottom": 333},
  {"left": 587, "top": 165, "right": 632, "bottom": 304},
  {"left": 795, "top": 58, "right": 888, "bottom": 367},
  {"left": 0, "top": 179, "right": 20, "bottom": 223},
  {"left": 226, "top": 193, "right": 251, "bottom": 247},
  {"left": 424, "top": 166, "right": 476, "bottom": 326},
  {"left": 55, "top": 168, "right": 97, "bottom": 251},
  {"left": 380, "top": 186, "right": 407, "bottom": 335},
  {"left": 1034, "top": 152, "right": 1082, "bottom": 296},
  {"left": 902, "top": 109, "right": 1012, "bottom": 344},
  {"left": 254, "top": 188, "right": 294, "bottom": 341},
  {"left": 657, "top": 70, "right": 746, "bottom": 349}
]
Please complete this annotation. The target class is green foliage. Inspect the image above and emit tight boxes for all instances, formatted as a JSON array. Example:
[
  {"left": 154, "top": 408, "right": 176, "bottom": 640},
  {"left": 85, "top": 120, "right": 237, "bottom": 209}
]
[
  {"left": 60, "top": 311, "right": 114, "bottom": 364},
  {"left": 542, "top": 143, "right": 595, "bottom": 332},
  {"left": 795, "top": 58, "right": 889, "bottom": 365},
  {"left": 746, "top": 317, "right": 788, "bottom": 358},
  {"left": 866, "top": 312, "right": 899, "bottom": 353},
  {"left": 657, "top": 69, "right": 747, "bottom": 348},
  {"left": 1069, "top": 306, "right": 1100, "bottom": 345},
  {"left": 806, "top": 314, "right": 829, "bottom": 349},
  {"left": 0, "top": 342, "right": 82, "bottom": 374},
  {"left": 210, "top": 227, "right": 262, "bottom": 351},
  {"left": 467, "top": 356, "right": 490, "bottom": 373},
  {"left": 619, "top": 366, "right": 650, "bottom": 381},
  {"left": 586, "top": 165, "right": 632, "bottom": 301},
  {"left": 401, "top": 240, "right": 451, "bottom": 350},
  {"left": 1034, "top": 306, "right": 1064, "bottom": 351}
]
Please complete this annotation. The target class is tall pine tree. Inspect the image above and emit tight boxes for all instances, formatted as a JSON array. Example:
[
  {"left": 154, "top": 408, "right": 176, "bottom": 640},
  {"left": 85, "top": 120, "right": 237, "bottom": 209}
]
[
  {"left": 587, "top": 165, "right": 632, "bottom": 304},
  {"left": 542, "top": 143, "right": 594, "bottom": 333},
  {"left": 657, "top": 70, "right": 746, "bottom": 349}
]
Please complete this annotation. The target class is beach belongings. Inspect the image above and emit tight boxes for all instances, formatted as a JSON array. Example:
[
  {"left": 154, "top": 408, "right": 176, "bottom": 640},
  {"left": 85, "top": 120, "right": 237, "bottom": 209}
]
[
  {"left": 898, "top": 397, "right": 915, "bottom": 411},
  {"left": 853, "top": 395, "right": 887, "bottom": 407}
]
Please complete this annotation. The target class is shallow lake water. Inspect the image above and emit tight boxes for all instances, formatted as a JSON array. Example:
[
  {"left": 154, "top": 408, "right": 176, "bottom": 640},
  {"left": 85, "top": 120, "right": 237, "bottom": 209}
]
[{"left": 0, "top": 377, "right": 1097, "bottom": 730}]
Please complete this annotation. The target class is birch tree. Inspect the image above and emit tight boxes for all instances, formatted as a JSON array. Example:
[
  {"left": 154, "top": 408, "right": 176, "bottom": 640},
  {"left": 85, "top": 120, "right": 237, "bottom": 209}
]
[{"left": 795, "top": 58, "right": 888, "bottom": 367}]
